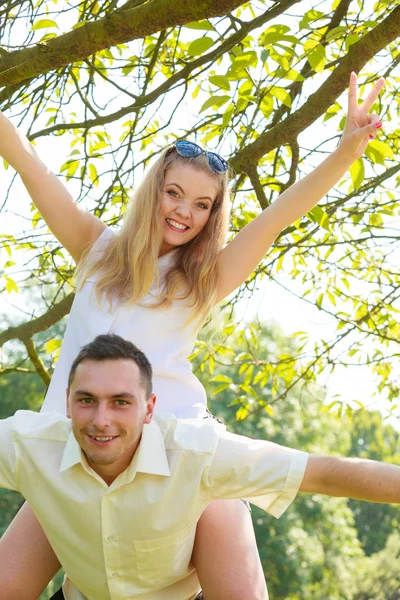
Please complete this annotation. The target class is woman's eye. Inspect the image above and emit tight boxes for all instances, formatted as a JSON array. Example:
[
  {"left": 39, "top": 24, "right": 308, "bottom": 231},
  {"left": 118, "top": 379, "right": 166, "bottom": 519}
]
[
  {"left": 197, "top": 202, "right": 209, "bottom": 210},
  {"left": 167, "top": 190, "right": 179, "bottom": 198}
]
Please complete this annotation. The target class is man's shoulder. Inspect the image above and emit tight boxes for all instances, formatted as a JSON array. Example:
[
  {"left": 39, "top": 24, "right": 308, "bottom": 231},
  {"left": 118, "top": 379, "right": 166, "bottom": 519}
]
[
  {"left": 11, "top": 410, "right": 71, "bottom": 441},
  {"left": 154, "top": 413, "right": 225, "bottom": 454}
]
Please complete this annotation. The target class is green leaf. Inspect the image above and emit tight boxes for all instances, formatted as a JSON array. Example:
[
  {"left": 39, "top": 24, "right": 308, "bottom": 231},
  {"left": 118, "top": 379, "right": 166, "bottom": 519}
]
[
  {"left": 270, "top": 86, "right": 292, "bottom": 108},
  {"left": 260, "top": 25, "right": 298, "bottom": 46},
  {"left": 32, "top": 19, "right": 58, "bottom": 30},
  {"left": 263, "top": 404, "right": 273, "bottom": 416},
  {"left": 187, "top": 37, "right": 214, "bottom": 57},
  {"left": 349, "top": 157, "right": 365, "bottom": 191},
  {"left": 209, "top": 75, "right": 230, "bottom": 91},
  {"left": 299, "top": 9, "right": 324, "bottom": 29},
  {"left": 260, "top": 95, "right": 273, "bottom": 118},
  {"left": 230, "top": 51, "right": 258, "bottom": 69},
  {"left": 72, "top": 20, "right": 89, "bottom": 30},
  {"left": 200, "top": 95, "right": 230, "bottom": 113},
  {"left": 210, "top": 374, "right": 232, "bottom": 384},
  {"left": 89, "top": 163, "right": 98, "bottom": 186},
  {"left": 44, "top": 339, "right": 62, "bottom": 353},
  {"left": 32, "top": 210, "right": 41, "bottom": 229},
  {"left": 222, "top": 105, "right": 234, "bottom": 128},
  {"left": 275, "top": 68, "right": 304, "bottom": 81},
  {"left": 308, "top": 206, "right": 331, "bottom": 232},
  {"left": 185, "top": 20, "right": 215, "bottom": 31},
  {"left": 4, "top": 275, "right": 18, "bottom": 294},
  {"left": 192, "top": 84, "right": 201, "bottom": 99},
  {"left": 345, "top": 33, "right": 358, "bottom": 51},
  {"left": 236, "top": 406, "right": 249, "bottom": 421},
  {"left": 365, "top": 140, "right": 394, "bottom": 166},
  {"left": 40, "top": 33, "right": 57, "bottom": 42},
  {"left": 260, "top": 49, "right": 270, "bottom": 63},
  {"left": 307, "top": 45, "right": 326, "bottom": 73},
  {"left": 316, "top": 293, "right": 323, "bottom": 309}
]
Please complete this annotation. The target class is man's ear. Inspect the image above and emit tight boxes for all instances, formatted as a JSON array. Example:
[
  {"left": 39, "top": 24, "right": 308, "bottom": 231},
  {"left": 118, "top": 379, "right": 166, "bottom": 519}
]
[
  {"left": 144, "top": 394, "right": 156, "bottom": 424},
  {"left": 66, "top": 388, "right": 71, "bottom": 418}
]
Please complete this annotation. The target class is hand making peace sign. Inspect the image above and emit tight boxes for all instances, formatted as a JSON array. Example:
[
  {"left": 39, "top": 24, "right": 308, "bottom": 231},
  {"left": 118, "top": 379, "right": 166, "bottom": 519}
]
[{"left": 338, "top": 71, "right": 385, "bottom": 161}]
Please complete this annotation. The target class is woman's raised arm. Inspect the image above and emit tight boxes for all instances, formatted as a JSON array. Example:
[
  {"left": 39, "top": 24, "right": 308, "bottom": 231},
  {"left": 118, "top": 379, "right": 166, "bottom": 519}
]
[
  {"left": 0, "top": 111, "right": 105, "bottom": 263},
  {"left": 216, "top": 73, "right": 385, "bottom": 302}
]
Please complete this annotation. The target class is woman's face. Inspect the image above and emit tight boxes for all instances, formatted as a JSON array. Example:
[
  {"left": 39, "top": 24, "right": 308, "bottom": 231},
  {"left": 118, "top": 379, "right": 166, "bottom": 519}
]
[{"left": 159, "top": 163, "right": 219, "bottom": 256}]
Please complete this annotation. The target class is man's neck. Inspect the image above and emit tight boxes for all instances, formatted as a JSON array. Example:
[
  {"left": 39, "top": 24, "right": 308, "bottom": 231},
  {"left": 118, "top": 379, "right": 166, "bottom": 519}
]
[{"left": 85, "top": 439, "right": 142, "bottom": 485}]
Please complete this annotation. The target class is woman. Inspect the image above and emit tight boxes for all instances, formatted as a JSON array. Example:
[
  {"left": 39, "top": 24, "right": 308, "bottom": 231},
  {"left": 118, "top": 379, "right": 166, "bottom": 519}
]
[{"left": 0, "top": 72, "right": 384, "bottom": 600}]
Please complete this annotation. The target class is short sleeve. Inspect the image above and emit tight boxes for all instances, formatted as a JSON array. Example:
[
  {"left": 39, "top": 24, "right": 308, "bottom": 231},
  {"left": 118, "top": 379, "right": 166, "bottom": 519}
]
[
  {"left": 87, "top": 226, "right": 115, "bottom": 261},
  {"left": 76, "top": 226, "right": 116, "bottom": 286},
  {"left": 0, "top": 417, "right": 18, "bottom": 491},
  {"left": 204, "top": 430, "right": 308, "bottom": 518}
]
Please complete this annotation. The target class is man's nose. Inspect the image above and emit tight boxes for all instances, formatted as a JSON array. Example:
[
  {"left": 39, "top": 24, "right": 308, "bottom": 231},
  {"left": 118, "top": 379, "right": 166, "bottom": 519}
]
[{"left": 92, "top": 404, "right": 111, "bottom": 429}]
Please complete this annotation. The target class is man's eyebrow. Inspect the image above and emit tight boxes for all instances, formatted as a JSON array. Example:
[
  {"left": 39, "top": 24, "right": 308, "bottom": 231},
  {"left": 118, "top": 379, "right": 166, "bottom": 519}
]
[
  {"left": 72, "top": 390, "right": 137, "bottom": 399},
  {"left": 73, "top": 389, "right": 94, "bottom": 397},
  {"left": 166, "top": 182, "right": 213, "bottom": 203}
]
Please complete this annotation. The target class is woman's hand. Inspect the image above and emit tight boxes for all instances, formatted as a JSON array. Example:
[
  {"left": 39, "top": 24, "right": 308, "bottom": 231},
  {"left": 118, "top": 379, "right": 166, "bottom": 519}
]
[{"left": 337, "top": 72, "right": 385, "bottom": 162}]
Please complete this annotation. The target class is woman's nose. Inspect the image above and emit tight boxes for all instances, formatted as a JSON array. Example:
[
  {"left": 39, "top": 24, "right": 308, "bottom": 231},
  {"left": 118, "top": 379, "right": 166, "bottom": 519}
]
[{"left": 175, "top": 200, "right": 190, "bottom": 218}]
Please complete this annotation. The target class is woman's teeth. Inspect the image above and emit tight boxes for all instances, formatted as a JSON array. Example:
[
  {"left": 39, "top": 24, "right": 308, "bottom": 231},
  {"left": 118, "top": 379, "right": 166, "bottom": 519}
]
[{"left": 166, "top": 218, "right": 188, "bottom": 231}]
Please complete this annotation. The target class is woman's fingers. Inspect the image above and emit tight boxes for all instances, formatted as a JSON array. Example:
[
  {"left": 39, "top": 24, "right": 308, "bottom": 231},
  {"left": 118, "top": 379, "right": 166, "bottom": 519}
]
[
  {"left": 347, "top": 71, "right": 358, "bottom": 115},
  {"left": 359, "top": 77, "right": 385, "bottom": 114},
  {"left": 347, "top": 73, "right": 385, "bottom": 118},
  {"left": 367, "top": 113, "right": 380, "bottom": 125}
]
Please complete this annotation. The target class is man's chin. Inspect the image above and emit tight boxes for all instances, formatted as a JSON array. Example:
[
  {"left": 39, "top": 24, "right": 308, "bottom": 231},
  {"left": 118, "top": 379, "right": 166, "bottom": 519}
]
[{"left": 86, "top": 451, "right": 118, "bottom": 466}]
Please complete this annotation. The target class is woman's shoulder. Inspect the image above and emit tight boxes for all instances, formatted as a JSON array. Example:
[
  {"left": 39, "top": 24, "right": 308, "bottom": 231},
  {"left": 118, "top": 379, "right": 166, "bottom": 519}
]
[{"left": 89, "top": 225, "right": 116, "bottom": 257}]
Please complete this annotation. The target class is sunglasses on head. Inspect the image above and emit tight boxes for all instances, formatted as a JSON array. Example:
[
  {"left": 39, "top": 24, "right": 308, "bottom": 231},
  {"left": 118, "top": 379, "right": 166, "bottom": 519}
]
[{"left": 172, "top": 140, "right": 228, "bottom": 174}]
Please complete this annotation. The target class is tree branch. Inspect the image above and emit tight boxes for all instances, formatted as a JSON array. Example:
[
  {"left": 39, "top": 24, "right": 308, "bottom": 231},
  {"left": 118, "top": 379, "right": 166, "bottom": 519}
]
[
  {"left": 27, "top": 0, "right": 297, "bottom": 140},
  {"left": 246, "top": 167, "right": 269, "bottom": 209},
  {"left": 22, "top": 337, "right": 51, "bottom": 386},
  {"left": 0, "top": 0, "right": 261, "bottom": 87},
  {"left": 0, "top": 293, "right": 74, "bottom": 348},
  {"left": 230, "top": 5, "right": 400, "bottom": 172}
]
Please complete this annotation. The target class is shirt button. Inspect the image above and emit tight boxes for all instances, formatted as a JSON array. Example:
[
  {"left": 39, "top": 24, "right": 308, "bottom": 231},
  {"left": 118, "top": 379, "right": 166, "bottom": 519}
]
[
  {"left": 112, "top": 572, "right": 119, "bottom": 578},
  {"left": 106, "top": 535, "right": 114, "bottom": 542}
]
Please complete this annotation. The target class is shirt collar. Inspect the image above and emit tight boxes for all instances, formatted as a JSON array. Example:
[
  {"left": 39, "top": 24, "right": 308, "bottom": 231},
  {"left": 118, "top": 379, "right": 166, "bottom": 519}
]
[
  {"left": 60, "top": 419, "right": 170, "bottom": 477},
  {"left": 136, "top": 419, "right": 171, "bottom": 477},
  {"left": 60, "top": 430, "right": 82, "bottom": 472}
]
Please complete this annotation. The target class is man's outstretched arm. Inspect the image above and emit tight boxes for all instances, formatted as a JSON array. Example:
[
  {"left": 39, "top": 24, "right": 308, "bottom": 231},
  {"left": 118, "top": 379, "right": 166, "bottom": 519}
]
[{"left": 300, "top": 455, "right": 400, "bottom": 503}]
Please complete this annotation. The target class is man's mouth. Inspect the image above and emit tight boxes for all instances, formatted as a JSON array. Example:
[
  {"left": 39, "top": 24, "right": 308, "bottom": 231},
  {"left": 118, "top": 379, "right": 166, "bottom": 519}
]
[
  {"left": 87, "top": 434, "right": 118, "bottom": 446},
  {"left": 166, "top": 218, "right": 189, "bottom": 232}
]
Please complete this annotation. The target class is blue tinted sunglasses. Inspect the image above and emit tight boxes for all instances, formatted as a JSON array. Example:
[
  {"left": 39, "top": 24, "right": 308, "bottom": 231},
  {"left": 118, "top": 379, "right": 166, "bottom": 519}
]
[{"left": 173, "top": 140, "right": 228, "bottom": 174}]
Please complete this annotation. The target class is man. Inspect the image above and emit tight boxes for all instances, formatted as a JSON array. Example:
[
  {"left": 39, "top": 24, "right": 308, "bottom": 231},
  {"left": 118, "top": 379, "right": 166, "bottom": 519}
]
[{"left": 0, "top": 334, "right": 399, "bottom": 600}]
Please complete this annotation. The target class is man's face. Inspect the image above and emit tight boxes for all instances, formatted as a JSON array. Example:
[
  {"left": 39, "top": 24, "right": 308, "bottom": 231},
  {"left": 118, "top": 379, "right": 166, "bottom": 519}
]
[{"left": 67, "top": 359, "right": 155, "bottom": 484}]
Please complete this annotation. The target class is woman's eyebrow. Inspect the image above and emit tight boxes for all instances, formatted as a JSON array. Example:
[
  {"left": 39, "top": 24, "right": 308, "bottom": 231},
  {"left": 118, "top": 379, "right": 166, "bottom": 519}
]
[{"left": 166, "top": 182, "right": 213, "bottom": 202}]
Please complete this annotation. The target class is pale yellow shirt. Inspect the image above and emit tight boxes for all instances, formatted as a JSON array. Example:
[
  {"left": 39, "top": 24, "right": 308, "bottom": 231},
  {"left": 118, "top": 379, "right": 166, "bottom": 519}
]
[{"left": 0, "top": 410, "right": 308, "bottom": 600}]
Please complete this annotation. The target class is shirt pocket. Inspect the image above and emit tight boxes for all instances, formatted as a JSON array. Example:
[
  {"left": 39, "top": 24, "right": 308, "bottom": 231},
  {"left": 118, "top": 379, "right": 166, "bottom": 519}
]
[{"left": 134, "top": 524, "right": 196, "bottom": 588}]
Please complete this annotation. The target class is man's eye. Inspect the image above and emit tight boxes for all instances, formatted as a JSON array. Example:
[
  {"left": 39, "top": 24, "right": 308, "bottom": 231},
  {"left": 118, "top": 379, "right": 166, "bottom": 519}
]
[
  {"left": 79, "top": 398, "right": 93, "bottom": 404},
  {"left": 115, "top": 399, "right": 129, "bottom": 406}
]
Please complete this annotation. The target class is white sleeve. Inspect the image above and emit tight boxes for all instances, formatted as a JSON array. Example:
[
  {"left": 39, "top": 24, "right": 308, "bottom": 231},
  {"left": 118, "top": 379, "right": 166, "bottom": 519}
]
[
  {"left": 87, "top": 226, "right": 115, "bottom": 261},
  {"left": 0, "top": 417, "right": 18, "bottom": 491},
  {"left": 204, "top": 430, "right": 308, "bottom": 518}
]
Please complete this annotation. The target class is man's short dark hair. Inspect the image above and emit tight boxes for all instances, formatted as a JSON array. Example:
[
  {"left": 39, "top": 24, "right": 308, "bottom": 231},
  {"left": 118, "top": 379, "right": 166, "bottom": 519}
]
[{"left": 67, "top": 334, "right": 153, "bottom": 396}]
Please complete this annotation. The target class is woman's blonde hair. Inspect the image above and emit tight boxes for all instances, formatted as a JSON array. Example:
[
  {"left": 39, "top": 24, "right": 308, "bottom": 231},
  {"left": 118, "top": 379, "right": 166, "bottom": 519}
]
[{"left": 76, "top": 146, "right": 231, "bottom": 327}]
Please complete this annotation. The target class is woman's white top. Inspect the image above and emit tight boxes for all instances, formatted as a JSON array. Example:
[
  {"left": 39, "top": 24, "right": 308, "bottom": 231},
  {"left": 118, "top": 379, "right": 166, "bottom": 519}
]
[{"left": 41, "top": 227, "right": 208, "bottom": 418}]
